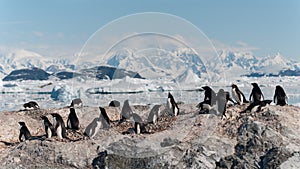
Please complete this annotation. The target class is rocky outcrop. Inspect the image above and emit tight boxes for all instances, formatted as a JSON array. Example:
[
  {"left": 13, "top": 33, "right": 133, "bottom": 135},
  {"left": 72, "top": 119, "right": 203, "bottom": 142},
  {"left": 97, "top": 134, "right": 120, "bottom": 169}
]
[{"left": 0, "top": 103, "right": 299, "bottom": 168}]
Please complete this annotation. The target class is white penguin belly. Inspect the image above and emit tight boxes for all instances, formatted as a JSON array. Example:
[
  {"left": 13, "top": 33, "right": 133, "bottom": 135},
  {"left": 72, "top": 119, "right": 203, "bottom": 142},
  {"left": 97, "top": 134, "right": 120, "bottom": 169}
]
[
  {"left": 57, "top": 125, "right": 62, "bottom": 139},
  {"left": 47, "top": 128, "right": 52, "bottom": 138}
]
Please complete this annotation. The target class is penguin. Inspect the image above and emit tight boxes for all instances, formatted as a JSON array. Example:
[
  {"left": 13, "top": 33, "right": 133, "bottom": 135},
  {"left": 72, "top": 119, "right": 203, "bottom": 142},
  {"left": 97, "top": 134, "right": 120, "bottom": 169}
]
[
  {"left": 197, "top": 86, "right": 217, "bottom": 112},
  {"left": 216, "top": 89, "right": 227, "bottom": 117},
  {"left": 41, "top": 116, "right": 55, "bottom": 138},
  {"left": 231, "top": 84, "right": 248, "bottom": 105},
  {"left": 249, "top": 83, "right": 264, "bottom": 103},
  {"left": 108, "top": 100, "right": 121, "bottom": 107},
  {"left": 120, "top": 100, "right": 133, "bottom": 123},
  {"left": 274, "top": 85, "right": 288, "bottom": 106},
  {"left": 131, "top": 113, "right": 146, "bottom": 134},
  {"left": 167, "top": 92, "right": 179, "bottom": 116},
  {"left": 67, "top": 107, "right": 80, "bottom": 130},
  {"left": 202, "top": 86, "right": 217, "bottom": 106},
  {"left": 70, "top": 98, "right": 83, "bottom": 108},
  {"left": 99, "top": 107, "right": 110, "bottom": 126},
  {"left": 84, "top": 118, "right": 101, "bottom": 138},
  {"left": 18, "top": 122, "right": 31, "bottom": 142},
  {"left": 147, "top": 105, "right": 161, "bottom": 124},
  {"left": 242, "top": 100, "right": 272, "bottom": 113},
  {"left": 51, "top": 113, "right": 67, "bottom": 139},
  {"left": 84, "top": 108, "right": 110, "bottom": 138},
  {"left": 23, "top": 101, "right": 39, "bottom": 110}
]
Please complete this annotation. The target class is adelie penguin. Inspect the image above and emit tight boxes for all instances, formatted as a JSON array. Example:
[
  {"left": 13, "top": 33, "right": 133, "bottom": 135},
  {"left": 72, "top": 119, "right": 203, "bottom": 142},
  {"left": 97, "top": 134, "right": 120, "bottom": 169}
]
[
  {"left": 84, "top": 107, "right": 110, "bottom": 138},
  {"left": 41, "top": 116, "right": 55, "bottom": 138},
  {"left": 249, "top": 83, "right": 264, "bottom": 103},
  {"left": 18, "top": 121, "right": 31, "bottom": 142},
  {"left": 99, "top": 107, "right": 110, "bottom": 127},
  {"left": 274, "top": 85, "right": 288, "bottom": 106},
  {"left": 231, "top": 84, "right": 249, "bottom": 105},
  {"left": 147, "top": 105, "right": 161, "bottom": 124},
  {"left": 216, "top": 89, "right": 227, "bottom": 117},
  {"left": 23, "top": 101, "right": 39, "bottom": 110},
  {"left": 51, "top": 113, "right": 67, "bottom": 139},
  {"left": 197, "top": 86, "right": 217, "bottom": 111},
  {"left": 119, "top": 100, "right": 133, "bottom": 123},
  {"left": 67, "top": 107, "right": 80, "bottom": 130},
  {"left": 132, "top": 113, "right": 146, "bottom": 134},
  {"left": 242, "top": 100, "right": 272, "bottom": 113},
  {"left": 167, "top": 92, "right": 179, "bottom": 116}
]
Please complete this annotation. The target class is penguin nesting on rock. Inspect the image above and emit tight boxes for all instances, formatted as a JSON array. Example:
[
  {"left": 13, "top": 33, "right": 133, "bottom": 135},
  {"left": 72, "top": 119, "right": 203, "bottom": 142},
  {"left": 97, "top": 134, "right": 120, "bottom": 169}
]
[
  {"left": 18, "top": 121, "right": 31, "bottom": 142},
  {"left": 242, "top": 100, "right": 272, "bottom": 113},
  {"left": 23, "top": 101, "right": 39, "bottom": 110},
  {"left": 274, "top": 85, "right": 288, "bottom": 106},
  {"left": 231, "top": 84, "right": 249, "bottom": 105},
  {"left": 121, "top": 113, "right": 147, "bottom": 135},
  {"left": 249, "top": 83, "right": 264, "bottom": 103}
]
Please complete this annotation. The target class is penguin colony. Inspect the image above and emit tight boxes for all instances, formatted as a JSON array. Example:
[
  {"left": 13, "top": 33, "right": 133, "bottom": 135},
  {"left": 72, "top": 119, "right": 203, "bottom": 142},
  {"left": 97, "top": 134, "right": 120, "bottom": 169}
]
[{"left": 17, "top": 84, "right": 288, "bottom": 142}]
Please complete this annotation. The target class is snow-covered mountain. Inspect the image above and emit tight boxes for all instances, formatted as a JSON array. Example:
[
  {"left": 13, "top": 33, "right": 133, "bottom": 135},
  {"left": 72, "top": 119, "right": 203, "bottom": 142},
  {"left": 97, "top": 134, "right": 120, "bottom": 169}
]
[
  {"left": 219, "top": 50, "right": 300, "bottom": 77},
  {"left": 1, "top": 48, "right": 300, "bottom": 82},
  {"left": 99, "top": 47, "right": 207, "bottom": 80},
  {"left": 0, "top": 49, "right": 74, "bottom": 78}
]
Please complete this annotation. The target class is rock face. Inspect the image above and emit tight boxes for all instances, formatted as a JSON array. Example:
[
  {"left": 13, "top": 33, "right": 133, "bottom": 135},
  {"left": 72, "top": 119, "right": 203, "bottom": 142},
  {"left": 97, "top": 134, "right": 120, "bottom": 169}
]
[{"left": 0, "top": 103, "right": 299, "bottom": 168}]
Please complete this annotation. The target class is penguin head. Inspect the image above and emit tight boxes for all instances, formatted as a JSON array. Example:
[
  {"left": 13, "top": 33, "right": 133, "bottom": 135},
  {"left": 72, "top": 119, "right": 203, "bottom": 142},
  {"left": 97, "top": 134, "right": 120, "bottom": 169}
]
[
  {"left": 251, "top": 83, "right": 259, "bottom": 88},
  {"left": 202, "top": 86, "right": 211, "bottom": 91},
  {"left": 231, "top": 84, "right": 238, "bottom": 89},
  {"left": 168, "top": 92, "right": 172, "bottom": 98},
  {"left": 18, "top": 121, "right": 26, "bottom": 127},
  {"left": 124, "top": 100, "right": 129, "bottom": 105}
]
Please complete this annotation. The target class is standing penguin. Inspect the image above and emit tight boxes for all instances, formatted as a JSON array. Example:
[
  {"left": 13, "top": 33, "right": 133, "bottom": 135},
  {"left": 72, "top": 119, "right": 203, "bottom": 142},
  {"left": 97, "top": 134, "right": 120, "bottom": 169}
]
[
  {"left": 197, "top": 86, "right": 217, "bottom": 112},
  {"left": 41, "top": 116, "right": 55, "bottom": 138},
  {"left": 84, "top": 107, "right": 110, "bottom": 138},
  {"left": 84, "top": 118, "right": 102, "bottom": 138},
  {"left": 51, "top": 113, "right": 67, "bottom": 139},
  {"left": 120, "top": 100, "right": 133, "bottom": 123},
  {"left": 167, "top": 92, "right": 179, "bottom": 116},
  {"left": 99, "top": 107, "right": 110, "bottom": 126},
  {"left": 132, "top": 113, "right": 146, "bottom": 134},
  {"left": 216, "top": 89, "right": 227, "bottom": 117},
  {"left": 67, "top": 107, "right": 79, "bottom": 130},
  {"left": 202, "top": 86, "right": 217, "bottom": 106},
  {"left": 274, "top": 85, "right": 288, "bottom": 106},
  {"left": 147, "top": 105, "right": 161, "bottom": 124},
  {"left": 18, "top": 122, "right": 31, "bottom": 142},
  {"left": 249, "top": 83, "right": 264, "bottom": 103},
  {"left": 231, "top": 84, "right": 248, "bottom": 105}
]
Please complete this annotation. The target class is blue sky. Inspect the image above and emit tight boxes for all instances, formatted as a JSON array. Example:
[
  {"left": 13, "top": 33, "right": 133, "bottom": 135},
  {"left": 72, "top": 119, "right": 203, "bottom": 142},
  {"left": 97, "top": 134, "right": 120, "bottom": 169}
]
[{"left": 0, "top": 0, "right": 299, "bottom": 60}]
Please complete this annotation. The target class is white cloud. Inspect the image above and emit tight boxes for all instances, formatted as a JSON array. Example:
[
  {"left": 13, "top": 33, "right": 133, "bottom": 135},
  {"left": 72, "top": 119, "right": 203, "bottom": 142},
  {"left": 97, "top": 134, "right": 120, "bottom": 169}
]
[{"left": 33, "top": 31, "right": 44, "bottom": 38}]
